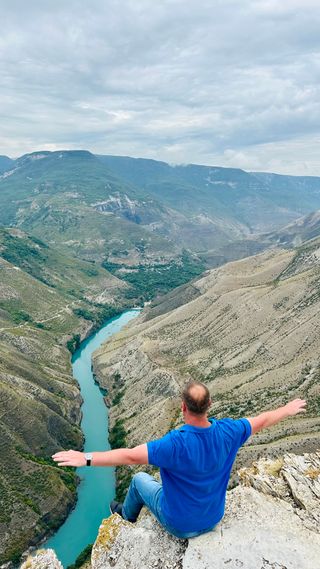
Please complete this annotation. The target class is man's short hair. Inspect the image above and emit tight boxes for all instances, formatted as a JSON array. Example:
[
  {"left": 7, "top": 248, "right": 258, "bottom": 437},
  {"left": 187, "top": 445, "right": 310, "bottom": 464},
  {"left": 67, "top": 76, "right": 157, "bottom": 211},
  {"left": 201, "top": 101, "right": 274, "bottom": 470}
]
[{"left": 182, "top": 380, "right": 211, "bottom": 415}]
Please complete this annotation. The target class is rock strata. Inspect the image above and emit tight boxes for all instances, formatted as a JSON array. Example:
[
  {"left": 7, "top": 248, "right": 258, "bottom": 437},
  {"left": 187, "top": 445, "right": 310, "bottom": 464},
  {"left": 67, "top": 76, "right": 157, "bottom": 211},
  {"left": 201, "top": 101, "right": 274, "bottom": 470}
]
[
  {"left": 184, "top": 485, "right": 319, "bottom": 569},
  {"left": 240, "top": 452, "right": 320, "bottom": 534}
]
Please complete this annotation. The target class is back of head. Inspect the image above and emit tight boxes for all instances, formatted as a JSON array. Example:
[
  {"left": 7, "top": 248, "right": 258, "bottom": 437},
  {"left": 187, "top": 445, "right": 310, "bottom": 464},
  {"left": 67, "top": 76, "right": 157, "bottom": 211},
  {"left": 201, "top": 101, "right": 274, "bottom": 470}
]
[{"left": 182, "top": 380, "right": 211, "bottom": 415}]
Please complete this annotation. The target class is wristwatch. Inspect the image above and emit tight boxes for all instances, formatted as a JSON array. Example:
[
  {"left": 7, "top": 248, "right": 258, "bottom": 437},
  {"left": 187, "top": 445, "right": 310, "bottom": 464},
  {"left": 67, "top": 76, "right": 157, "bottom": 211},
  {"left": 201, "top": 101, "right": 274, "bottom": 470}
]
[{"left": 84, "top": 452, "right": 93, "bottom": 466}]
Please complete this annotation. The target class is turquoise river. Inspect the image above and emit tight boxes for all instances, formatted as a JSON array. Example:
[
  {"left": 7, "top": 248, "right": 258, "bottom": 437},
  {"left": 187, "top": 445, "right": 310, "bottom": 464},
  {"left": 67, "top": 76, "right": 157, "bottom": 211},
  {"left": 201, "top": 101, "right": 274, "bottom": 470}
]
[{"left": 44, "top": 309, "right": 140, "bottom": 568}]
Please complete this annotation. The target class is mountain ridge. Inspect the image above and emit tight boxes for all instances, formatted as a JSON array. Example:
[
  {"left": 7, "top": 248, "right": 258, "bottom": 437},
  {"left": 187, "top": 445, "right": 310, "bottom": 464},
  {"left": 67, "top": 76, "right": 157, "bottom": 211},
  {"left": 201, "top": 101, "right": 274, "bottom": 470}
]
[{"left": 2, "top": 150, "right": 320, "bottom": 266}]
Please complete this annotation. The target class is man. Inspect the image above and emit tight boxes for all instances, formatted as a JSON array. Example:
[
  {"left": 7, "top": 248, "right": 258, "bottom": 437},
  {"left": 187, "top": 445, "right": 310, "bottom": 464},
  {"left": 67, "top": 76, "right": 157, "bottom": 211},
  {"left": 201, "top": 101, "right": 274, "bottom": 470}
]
[{"left": 52, "top": 381, "right": 306, "bottom": 539}]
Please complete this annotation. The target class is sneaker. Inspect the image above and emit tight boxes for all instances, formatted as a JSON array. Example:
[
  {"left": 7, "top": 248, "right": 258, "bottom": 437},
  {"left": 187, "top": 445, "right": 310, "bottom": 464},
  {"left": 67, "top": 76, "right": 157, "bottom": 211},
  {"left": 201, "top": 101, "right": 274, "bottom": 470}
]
[{"left": 110, "top": 500, "right": 124, "bottom": 518}]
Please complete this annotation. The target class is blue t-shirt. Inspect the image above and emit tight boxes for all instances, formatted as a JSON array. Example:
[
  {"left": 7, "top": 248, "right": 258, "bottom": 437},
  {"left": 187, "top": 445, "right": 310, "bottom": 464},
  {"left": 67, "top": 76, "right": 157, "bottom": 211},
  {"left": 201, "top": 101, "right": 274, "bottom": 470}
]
[{"left": 147, "top": 417, "right": 251, "bottom": 532}]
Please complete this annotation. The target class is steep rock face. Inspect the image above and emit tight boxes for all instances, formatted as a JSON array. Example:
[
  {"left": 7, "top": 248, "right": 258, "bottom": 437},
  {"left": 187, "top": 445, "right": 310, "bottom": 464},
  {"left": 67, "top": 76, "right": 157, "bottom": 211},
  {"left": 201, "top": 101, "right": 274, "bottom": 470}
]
[
  {"left": 0, "top": 328, "right": 83, "bottom": 565},
  {"left": 239, "top": 452, "right": 320, "bottom": 533},
  {"left": 93, "top": 247, "right": 320, "bottom": 464},
  {"left": 92, "top": 190, "right": 246, "bottom": 253}
]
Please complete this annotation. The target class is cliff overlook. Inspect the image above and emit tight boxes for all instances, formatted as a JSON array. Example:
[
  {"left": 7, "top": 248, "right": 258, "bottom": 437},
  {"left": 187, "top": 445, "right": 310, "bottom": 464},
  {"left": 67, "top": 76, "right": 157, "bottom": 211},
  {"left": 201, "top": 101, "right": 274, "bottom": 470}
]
[{"left": 22, "top": 452, "right": 320, "bottom": 569}]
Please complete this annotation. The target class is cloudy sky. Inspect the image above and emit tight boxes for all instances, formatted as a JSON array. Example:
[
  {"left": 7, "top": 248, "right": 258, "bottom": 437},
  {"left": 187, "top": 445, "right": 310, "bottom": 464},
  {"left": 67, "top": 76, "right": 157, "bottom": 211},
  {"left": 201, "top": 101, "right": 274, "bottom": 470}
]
[{"left": 1, "top": 0, "right": 320, "bottom": 174}]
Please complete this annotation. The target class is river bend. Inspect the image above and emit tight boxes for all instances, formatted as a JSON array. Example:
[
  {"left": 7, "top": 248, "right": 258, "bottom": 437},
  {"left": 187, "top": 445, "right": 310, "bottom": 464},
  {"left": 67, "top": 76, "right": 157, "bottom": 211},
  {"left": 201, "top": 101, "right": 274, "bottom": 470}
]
[{"left": 44, "top": 310, "right": 140, "bottom": 568}]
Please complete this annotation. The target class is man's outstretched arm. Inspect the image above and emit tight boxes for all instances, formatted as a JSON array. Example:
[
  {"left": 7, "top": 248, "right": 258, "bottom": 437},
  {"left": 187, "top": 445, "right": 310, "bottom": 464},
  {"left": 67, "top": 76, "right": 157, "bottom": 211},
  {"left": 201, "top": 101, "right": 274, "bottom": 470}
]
[
  {"left": 52, "top": 444, "right": 148, "bottom": 467},
  {"left": 247, "top": 398, "right": 307, "bottom": 435}
]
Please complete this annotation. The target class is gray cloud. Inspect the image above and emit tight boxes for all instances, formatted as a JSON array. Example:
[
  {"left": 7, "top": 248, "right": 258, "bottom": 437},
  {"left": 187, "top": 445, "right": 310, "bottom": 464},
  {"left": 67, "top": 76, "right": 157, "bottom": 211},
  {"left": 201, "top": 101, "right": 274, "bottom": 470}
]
[{"left": 1, "top": 0, "right": 320, "bottom": 174}]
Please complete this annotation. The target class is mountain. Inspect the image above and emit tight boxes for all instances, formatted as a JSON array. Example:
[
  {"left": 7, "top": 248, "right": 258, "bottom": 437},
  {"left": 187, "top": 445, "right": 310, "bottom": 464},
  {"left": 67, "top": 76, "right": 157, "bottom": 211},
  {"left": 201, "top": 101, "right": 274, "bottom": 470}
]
[
  {"left": 196, "top": 209, "right": 320, "bottom": 271},
  {"left": 97, "top": 155, "right": 320, "bottom": 233},
  {"left": 260, "top": 209, "right": 320, "bottom": 249},
  {"left": 2, "top": 151, "right": 320, "bottom": 271},
  {"left": 0, "top": 151, "right": 179, "bottom": 263},
  {"left": 0, "top": 150, "right": 251, "bottom": 261},
  {"left": 0, "top": 228, "right": 128, "bottom": 565},
  {"left": 93, "top": 235, "right": 320, "bottom": 499},
  {"left": 2, "top": 150, "right": 320, "bottom": 563},
  {"left": 252, "top": 171, "right": 320, "bottom": 214},
  {"left": 0, "top": 155, "right": 14, "bottom": 174}
]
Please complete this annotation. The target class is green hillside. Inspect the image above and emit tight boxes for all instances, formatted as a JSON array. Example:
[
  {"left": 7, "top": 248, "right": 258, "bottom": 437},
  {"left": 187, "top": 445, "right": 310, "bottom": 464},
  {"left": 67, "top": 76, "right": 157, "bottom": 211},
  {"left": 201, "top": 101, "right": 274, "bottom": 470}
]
[
  {"left": 19, "top": 195, "right": 176, "bottom": 262},
  {"left": 0, "top": 261, "right": 80, "bottom": 563},
  {"left": 0, "top": 151, "right": 180, "bottom": 263},
  {"left": 0, "top": 226, "right": 206, "bottom": 563},
  {"left": 2, "top": 152, "right": 320, "bottom": 256},
  {"left": 0, "top": 150, "right": 137, "bottom": 226},
  {"left": 2, "top": 149, "right": 320, "bottom": 303},
  {"left": 0, "top": 227, "right": 128, "bottom": 306}
]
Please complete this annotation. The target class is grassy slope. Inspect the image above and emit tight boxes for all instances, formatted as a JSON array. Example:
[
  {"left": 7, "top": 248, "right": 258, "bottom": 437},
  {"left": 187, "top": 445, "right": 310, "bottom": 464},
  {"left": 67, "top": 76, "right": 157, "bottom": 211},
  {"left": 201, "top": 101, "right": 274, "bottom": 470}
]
[
  {"left": 19, "top": 196, "right": 175, "bottom": 262},
  {"left": 0, "top": 150, "right": 136, "bottom": 225},
  {"left": 1, "top": 152, "right": 320, "bottom": 560},
  {"left": 0, "top": 263, "right": 81, "bottom": 563},
  {"left": 0, "top": 227, "right": 126, "bottom": 301},
  {"left": 2, "top": 151, "right": 320, "bottom": 265}
]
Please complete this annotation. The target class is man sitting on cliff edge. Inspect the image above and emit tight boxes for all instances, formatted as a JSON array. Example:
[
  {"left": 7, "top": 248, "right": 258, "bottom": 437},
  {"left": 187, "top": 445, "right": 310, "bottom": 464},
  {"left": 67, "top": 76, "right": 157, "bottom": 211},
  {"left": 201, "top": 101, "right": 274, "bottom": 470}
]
[{"left": 52, "top": 381, "right": 306, "bottom": 539}]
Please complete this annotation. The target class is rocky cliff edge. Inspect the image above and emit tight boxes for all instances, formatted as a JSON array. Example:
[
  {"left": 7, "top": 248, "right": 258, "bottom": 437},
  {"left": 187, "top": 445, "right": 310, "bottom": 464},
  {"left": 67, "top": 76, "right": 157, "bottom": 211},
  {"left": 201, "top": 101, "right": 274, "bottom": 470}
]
[{"left": 22, "top": 452, "right": 320, "bottom": 569}]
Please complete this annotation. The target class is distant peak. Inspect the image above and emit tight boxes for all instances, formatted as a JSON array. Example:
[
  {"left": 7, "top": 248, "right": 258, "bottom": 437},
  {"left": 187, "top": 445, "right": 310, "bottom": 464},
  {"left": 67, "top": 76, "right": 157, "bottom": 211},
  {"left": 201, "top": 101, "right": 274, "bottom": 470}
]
[{"left": 17, "top": 149, "right": 96, "bottom": 164}]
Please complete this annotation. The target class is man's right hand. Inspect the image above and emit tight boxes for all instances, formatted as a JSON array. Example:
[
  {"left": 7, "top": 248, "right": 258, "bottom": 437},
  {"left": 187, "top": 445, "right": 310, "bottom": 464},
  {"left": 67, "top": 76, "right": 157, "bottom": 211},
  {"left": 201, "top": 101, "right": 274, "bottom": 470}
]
[
  {"left": 284, "top": 398, "right": 307, "bottom": 416},
  {"left": 247, "top": 398, "right": 307, "bottom": 435}
]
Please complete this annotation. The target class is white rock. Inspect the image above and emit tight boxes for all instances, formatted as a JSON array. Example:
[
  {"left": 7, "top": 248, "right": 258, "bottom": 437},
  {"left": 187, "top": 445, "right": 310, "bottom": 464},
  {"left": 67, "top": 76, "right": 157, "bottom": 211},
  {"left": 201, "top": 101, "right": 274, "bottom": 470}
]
[
  {"left": 183, "top": 486, "right": 320, "bottom": 569},
  {"left": 91, "top": 512, "right": 186, "bottom": 569},
  {"left": 20, "top": 549, "right": 63, "bottom": 569}
]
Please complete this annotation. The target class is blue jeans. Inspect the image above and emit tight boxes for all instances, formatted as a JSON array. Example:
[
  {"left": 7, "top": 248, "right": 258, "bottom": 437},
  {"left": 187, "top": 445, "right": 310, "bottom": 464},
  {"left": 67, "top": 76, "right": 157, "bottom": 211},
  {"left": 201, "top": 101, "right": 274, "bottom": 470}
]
[{"left": 122, "top": 472, "right": 215, "bottom": 539}]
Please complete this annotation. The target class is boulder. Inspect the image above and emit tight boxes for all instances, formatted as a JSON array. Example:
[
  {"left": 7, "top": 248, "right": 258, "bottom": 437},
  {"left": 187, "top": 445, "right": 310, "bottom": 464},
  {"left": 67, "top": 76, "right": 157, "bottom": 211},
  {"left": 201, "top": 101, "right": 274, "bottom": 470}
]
[{"left": 20, "top": 549, "right": 63, "bottom": 569}]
